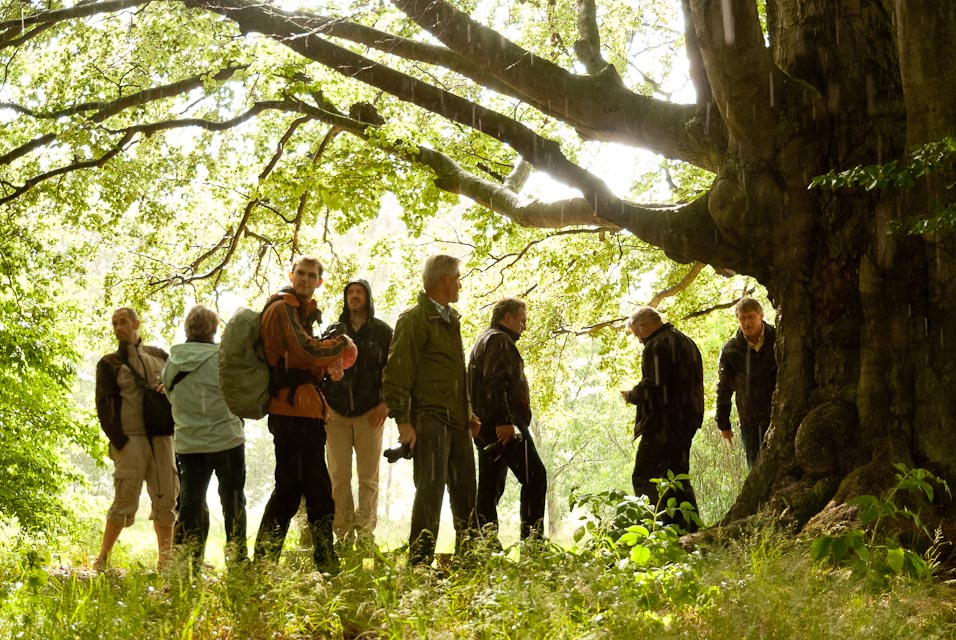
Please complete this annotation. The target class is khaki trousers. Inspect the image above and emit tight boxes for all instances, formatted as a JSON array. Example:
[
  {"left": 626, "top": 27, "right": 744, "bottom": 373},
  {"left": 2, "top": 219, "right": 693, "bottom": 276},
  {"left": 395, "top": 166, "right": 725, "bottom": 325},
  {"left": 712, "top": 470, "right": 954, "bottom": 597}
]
[{"left": 326, "top": 407, "right": 384, "bottom": 540}]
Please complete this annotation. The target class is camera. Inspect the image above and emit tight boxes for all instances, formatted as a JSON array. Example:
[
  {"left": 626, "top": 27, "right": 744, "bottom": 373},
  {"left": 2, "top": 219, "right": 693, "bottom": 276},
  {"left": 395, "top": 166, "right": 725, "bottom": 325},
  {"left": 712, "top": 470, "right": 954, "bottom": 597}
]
[
  {"left": 481, "top": 431, "right": 522, "bottom": 462},
  {"left": 383, "top": 442, "right": 413, "bottom": 463},
  {"left": 482, "top": 439, "right": 505, "bottom": 461}
]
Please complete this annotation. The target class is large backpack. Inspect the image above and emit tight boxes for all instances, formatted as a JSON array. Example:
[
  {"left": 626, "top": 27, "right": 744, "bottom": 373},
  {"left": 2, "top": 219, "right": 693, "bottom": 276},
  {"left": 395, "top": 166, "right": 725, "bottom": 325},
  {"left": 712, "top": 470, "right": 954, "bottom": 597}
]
[{"left": 218, "top": 303, "right": 274, "bottom": 420}]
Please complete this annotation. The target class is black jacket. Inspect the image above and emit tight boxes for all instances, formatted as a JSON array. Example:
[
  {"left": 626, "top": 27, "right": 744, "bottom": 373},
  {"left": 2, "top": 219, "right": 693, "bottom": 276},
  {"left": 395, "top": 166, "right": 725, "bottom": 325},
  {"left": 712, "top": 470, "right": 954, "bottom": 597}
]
[
  {"left": 715, "top": 322, "right": 777, "bottom": 430},
  {"left": 627, "top": 323, "right": 704, "bottom": 439},
  {"left": 322, "top": 279, "right": 393, "bottom": 417},
  {"left": 468, "top": 323, "right": 531, "bottom": 442}
]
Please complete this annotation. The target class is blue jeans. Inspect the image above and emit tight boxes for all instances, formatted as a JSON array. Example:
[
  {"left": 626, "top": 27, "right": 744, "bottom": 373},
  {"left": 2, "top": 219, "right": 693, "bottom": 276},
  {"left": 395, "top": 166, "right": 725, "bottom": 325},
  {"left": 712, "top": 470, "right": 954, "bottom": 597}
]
[{"left": 175, "top": 444, "right": 247, "bottom": 564}]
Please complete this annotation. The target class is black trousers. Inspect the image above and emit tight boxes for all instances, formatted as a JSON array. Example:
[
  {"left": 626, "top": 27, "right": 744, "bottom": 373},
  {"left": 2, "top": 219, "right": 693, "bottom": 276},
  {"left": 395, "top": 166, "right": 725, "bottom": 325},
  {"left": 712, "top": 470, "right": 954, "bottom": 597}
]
[
  {"left": 175, "top": 444, "right": 247, "bottom": 564},
  {"left": 631, "top": 427, "right": 699, "bottom": 533},
  {"left": 408, "top": 413, "right": 477, "bottom": 566},
  {"left": 740, "top": 421, "right": 769, "bottom": 470},
  {"left": 254, "top": 415, "right": 336, "bottom": 571},
  {"left": 475, "top": 430, "right": 547, "bottom": 540}
]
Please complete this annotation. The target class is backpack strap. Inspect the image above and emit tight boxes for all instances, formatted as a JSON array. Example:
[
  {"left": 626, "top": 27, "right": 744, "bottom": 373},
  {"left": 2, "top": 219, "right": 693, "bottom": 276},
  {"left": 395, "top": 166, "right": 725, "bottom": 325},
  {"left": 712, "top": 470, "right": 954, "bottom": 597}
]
[
  {"left": 121, "top": 346, "right": 153, "bottom": 390},
  {"left": 166, "top": 351, "right": 215, "bottom": 393},
  {"left": 261, "top": 294, "right": 314, "bottom": 406}
]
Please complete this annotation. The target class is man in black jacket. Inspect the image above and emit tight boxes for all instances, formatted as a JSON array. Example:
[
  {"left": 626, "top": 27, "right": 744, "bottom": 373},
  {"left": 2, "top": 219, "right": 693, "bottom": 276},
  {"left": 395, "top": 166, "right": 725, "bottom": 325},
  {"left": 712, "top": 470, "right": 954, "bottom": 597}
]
[
  {"left": 322, "top": 279, "right": 393, "bottom": 548},
  {"left": 621, "top": 306, "right": 703, "bottom": 533},
  {"left": 715, "top": 297, "right": 777, "bottom": 470},
  {"left": 469, "top": 298, "right": 547, "bottom": 543}
]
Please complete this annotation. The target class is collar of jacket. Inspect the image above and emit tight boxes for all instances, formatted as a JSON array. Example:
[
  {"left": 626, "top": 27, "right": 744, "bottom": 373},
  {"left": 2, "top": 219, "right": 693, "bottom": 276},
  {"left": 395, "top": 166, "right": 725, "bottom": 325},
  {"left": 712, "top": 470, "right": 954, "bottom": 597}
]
[
  {"left": 115, "top": 338, "right": 143, "bottom": 358},
  {"left": 644, "top": 322, "right": 673, "bottom": 344},
  {"left": 418, "top": 291, "right": 459, "bottom": 323},
  {"left": 733, "top": 321, "right": 771, "bottom": 349},
  {"left": 493, "top": 322, "right": 520, "bottom": 342},
  {"left": 273, "top": 287, "right": 322, "bottom": 328},
  {"left": 277, "top": 287, "right": 318, "bottom": 311}
]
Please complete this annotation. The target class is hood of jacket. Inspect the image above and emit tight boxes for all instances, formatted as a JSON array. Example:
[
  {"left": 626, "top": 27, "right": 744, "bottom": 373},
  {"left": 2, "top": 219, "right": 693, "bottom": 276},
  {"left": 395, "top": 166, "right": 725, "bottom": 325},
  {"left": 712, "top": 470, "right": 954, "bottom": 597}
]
[
  {"left": 165, "top": 340, "right": 218, "bottom": 372},
  {"left": 338, "top": 278, "right": 375, "bottom": 323}
]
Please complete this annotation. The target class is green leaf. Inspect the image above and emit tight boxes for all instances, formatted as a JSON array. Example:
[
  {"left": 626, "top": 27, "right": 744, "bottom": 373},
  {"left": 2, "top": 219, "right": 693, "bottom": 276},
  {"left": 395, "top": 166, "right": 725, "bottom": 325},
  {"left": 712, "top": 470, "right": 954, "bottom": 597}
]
[
  {"left": 810, "top": 536, "right": 832, "bottom": 561},
  {"left": 886, "top": 547, "right": 905, "bottom": 573},
  {"left": 629, "top": 544, "right": 652, "bottom": 567}
]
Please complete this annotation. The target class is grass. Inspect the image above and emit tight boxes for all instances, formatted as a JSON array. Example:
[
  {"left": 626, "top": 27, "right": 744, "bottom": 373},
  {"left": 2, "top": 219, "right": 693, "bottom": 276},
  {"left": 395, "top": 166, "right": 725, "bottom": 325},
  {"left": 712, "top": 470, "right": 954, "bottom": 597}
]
[{"left": 1, "top": 511, "right": 955, "bottom": 639}]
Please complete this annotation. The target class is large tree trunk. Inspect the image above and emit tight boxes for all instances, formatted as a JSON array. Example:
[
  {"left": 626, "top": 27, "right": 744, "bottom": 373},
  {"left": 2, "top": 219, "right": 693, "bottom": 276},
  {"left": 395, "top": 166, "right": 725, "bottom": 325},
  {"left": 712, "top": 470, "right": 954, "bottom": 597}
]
[{"left": 708, "top": 0, "right": 956, "bottom": 533}]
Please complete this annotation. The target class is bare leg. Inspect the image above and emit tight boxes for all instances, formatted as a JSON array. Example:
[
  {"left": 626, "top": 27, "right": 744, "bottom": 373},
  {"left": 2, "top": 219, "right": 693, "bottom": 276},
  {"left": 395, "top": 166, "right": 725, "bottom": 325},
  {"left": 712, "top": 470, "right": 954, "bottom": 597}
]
[
  {"left": 94, "top": 518, "right": 124, "bottom": 570},
  {"left": 154, "top": 522, "right": 174, "bottom": 569}
]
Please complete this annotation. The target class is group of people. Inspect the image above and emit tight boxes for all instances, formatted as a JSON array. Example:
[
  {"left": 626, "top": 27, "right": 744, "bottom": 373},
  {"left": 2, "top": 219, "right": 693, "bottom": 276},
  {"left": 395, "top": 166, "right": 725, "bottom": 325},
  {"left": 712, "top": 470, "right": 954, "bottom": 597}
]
[
  {"left": 620, "top": 296, "right": 777, "bottom": 532},
  {"left": 92, "top": 251, "right": 775, "bottom": 572}
]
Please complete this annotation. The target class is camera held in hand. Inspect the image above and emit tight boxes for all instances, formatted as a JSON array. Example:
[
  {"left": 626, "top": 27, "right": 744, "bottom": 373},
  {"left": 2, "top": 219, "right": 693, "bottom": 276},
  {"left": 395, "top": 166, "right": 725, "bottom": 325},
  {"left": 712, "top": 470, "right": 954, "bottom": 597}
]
[
  {"left": 383, "top": 442, "right": 413, "bottom": 464},
  {"left": 482, "top": 431, "right": 522, "bottom": 462}
]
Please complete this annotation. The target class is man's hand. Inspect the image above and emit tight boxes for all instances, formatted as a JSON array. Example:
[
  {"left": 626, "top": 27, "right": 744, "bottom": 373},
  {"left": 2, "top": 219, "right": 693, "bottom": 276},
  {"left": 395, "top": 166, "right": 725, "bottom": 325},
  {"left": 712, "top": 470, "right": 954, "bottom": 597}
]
[
  {"left": 469, "top": 414, "right": 481, "bottom": 437},
  {"left": 496, "top": 424, "right": 516, "bottom": 445},
  {"left": 327, "top": 362, "right": 344, "bottom": 381},
  {"left": 369, "top": 402, "right": 388, "bottom": 429},
  {"left": 719, "top": 429, "right": 734, "bottom": 444},
  {"left": 397, "top": 422, "right": 417, "bottom": 450},
  {"left": 340, "top": 335, "right": 358, "bottom": 368}
]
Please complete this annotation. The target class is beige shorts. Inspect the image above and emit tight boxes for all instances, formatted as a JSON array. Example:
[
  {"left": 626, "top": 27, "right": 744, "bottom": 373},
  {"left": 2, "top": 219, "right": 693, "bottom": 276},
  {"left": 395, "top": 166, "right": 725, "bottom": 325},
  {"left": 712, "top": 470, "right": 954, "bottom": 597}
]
[{"left": 107, "top": 435, "right": 179, "bottom": 527}]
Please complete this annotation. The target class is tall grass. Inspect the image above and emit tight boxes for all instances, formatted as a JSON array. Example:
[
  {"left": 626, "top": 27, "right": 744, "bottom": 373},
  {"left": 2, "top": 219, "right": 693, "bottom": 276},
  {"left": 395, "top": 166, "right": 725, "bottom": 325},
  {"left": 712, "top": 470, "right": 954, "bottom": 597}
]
[{"left": 1, "top": 505, "right": 954, "bottom": 639}]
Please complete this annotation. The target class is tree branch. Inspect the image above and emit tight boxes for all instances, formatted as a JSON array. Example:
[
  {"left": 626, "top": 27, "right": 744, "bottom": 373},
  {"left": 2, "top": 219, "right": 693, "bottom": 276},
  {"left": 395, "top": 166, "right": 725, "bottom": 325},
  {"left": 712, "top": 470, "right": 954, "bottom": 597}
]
[
  {"left": 687, "top": 0, "right": 810, "bottom": 162},
  {"left": 0, "top": 64, "right": 245, "bottom": 167},
  {"left": 573, "top": 0, "right": 609, "bottom": 74},
  {"left": 681, "top": 0, "right": 713, "bottom": 108},
  {"left": 390, "top": 0, "right": 722, "bottom": 170},
  {"left": 0, "top": 0, "right": 150, "bottom": 35},
  {"left": 648, "top": 261, "right": 705, "bottom": 307},
  {"left": 0, "top": 131, "right": 136, "bottom": 206},
  {"left": 682, "top": 288, "right": 756, "bottom": 320},
  {"left": 0, "top": 98, "right": 327, "bottom": 204}
]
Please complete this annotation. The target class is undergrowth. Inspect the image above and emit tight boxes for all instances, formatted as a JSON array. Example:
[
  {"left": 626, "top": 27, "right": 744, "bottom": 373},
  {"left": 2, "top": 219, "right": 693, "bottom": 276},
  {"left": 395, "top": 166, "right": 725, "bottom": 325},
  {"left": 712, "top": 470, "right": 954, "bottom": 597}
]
[{"left": 1, "top": 489, "right": 955, "bottom": 639}]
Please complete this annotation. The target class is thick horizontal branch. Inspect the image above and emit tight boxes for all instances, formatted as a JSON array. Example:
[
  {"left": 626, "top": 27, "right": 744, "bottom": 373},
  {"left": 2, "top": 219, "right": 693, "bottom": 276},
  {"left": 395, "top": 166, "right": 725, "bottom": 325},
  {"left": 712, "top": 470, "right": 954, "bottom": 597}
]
[
  {"left": 391, "top": 0, "right": 723, "bottom": 170},
  {"left": 183, "top": 0, "right": 632, "bottom": 217},
  {"left": 267, "top": 4, "right": 719, "bottom": 168},
  {"left": 610, "top": 194, "right": 740, "bottom": 268},
  {"left": 264, "top": 11, "right": 522, "bottom": 100}
]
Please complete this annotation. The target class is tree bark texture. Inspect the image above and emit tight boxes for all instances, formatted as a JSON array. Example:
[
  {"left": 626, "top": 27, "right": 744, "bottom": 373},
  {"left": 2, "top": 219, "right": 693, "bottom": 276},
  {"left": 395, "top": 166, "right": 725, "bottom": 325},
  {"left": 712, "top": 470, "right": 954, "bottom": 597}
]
[{"left": 712, "top": 0, "right": 956, "bottom": 535}]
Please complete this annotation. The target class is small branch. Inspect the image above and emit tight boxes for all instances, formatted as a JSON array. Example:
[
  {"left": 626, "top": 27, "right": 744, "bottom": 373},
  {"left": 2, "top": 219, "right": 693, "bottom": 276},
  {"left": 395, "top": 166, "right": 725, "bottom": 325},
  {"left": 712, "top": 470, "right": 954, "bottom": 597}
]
[
  {"left": 648, "top": 262, "right": 705, "bottom": 307},
  {"left": 682, "top": 289, "right": 756, "bottom": 321}
]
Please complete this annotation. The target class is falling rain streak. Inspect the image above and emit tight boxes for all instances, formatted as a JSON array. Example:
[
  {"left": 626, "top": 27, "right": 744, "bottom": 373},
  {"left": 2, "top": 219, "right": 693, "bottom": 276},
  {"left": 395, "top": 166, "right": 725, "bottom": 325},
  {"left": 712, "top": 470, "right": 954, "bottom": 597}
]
[{"left": 721, "top": 0, "right": 735, "bottom": 46}]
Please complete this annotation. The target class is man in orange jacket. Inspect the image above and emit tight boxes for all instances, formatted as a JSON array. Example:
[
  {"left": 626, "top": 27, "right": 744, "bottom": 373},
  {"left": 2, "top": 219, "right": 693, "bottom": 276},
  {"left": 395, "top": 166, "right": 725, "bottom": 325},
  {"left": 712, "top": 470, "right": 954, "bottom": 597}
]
[{"left": 254, "top": 255, "right": 354, "bottom": 573}]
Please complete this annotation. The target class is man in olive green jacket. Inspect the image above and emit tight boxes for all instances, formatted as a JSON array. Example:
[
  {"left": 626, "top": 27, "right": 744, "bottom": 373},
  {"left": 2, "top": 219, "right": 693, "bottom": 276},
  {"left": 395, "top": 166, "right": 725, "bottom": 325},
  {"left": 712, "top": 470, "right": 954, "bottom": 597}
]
[{"left": 383, "top": 254, "right": 479, "bottom": 566}]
